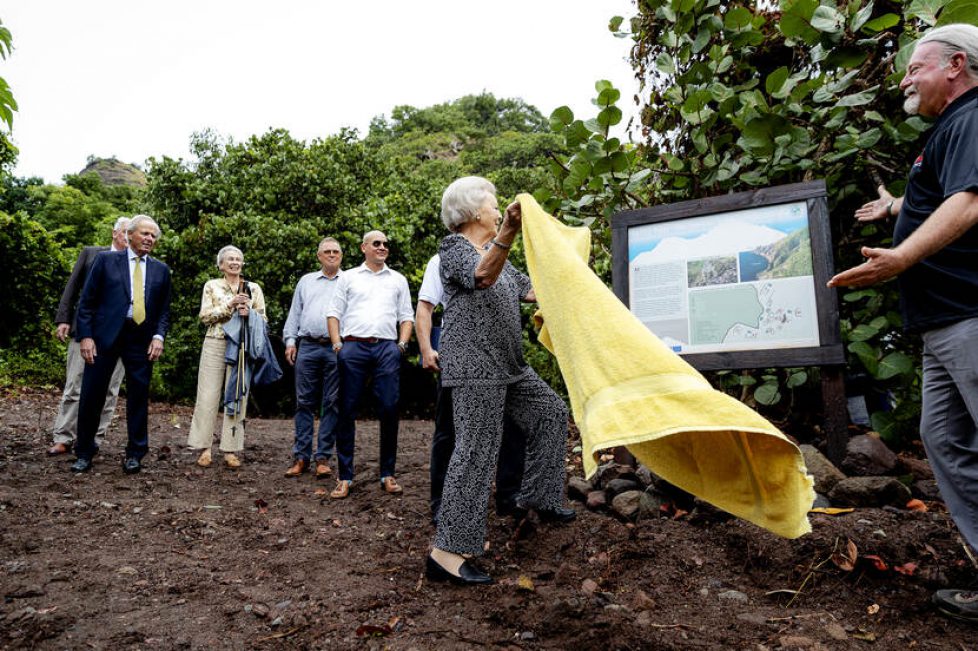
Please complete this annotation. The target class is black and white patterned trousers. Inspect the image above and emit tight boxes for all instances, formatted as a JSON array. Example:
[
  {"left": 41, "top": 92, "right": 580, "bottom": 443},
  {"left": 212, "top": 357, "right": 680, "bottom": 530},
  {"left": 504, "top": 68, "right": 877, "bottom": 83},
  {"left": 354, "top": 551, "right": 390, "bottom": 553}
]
[{"left": 434, "top": 369, "right": 568, "bottom": 556}]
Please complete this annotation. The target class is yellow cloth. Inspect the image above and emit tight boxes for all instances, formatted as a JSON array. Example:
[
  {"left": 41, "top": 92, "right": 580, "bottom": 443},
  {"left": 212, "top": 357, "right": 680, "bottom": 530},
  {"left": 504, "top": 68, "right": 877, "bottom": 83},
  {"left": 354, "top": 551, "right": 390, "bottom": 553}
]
[
  {"left": 519, "top": 194, "right": 813, "bottom": 539},
  {"left": 132, "top": 256, "right": 146, "bottom": 325}
]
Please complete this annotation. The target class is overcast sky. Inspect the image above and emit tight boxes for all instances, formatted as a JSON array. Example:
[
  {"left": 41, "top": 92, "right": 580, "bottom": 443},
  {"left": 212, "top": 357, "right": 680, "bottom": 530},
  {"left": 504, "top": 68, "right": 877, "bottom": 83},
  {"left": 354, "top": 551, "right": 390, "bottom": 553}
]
[{"left": 2, "top": 1, "right": 641, "bottom": 184}]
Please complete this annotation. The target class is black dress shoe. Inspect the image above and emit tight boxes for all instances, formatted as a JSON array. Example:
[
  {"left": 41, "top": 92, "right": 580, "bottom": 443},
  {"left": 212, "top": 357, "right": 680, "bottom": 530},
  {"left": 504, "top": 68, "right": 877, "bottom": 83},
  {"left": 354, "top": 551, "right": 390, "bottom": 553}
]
[
  {"left": 538, "top": 506, "right": 577, "bottom": 523},
  {"left": 122, "top": 458, "right": 142, "bottom": 474},
  {"left": 70, "top": 458, "right": 93, "bottom": 473},
  {"left": 510, "top": 505, "right": 577, "bottom": 524},
  {"left": 425, "top": 555, "right": 493, "bottom": 586}
]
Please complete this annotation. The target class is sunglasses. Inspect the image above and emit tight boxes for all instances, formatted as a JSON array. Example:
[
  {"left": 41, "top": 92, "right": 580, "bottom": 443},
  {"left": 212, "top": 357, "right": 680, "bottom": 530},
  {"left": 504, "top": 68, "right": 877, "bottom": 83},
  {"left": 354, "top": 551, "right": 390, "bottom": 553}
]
[
  {"left": 322, "top": 249, "right": 342, "bottom": 254},
  {"left": 370, "top": 241, "right": 389, "bottom": 249}
]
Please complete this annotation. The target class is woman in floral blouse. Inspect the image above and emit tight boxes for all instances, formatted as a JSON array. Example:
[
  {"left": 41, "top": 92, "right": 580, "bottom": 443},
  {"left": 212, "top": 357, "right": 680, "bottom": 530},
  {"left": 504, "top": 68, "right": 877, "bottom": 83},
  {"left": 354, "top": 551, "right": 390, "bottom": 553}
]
[{"left": 187, "top": 245, "right": 266, "bottom": 468}]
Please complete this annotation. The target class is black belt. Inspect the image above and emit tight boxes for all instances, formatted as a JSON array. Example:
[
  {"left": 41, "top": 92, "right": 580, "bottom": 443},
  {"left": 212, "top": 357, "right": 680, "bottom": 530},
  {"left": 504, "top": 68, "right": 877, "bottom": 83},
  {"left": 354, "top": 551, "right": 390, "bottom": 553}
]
[
  {"left": 300, "top": 336, "right": 331, "bottom": 345},
  {"left": 343, "top": 336, "right": 390, "bottom": 344}
]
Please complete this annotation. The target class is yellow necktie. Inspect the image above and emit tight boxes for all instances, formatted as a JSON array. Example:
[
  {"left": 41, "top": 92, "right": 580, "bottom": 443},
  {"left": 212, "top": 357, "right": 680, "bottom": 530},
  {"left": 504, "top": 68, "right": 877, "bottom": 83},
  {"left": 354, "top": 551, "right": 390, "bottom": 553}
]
[{"left": 133, "top": 257, "right": 146, "bottom": 325}]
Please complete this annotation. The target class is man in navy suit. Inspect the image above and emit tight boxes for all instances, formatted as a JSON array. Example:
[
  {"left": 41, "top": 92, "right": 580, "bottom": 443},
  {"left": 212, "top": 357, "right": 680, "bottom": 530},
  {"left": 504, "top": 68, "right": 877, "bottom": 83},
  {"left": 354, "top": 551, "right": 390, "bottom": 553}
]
[{"left": 71, "top": 215, "right": 173, "bottom": 474}]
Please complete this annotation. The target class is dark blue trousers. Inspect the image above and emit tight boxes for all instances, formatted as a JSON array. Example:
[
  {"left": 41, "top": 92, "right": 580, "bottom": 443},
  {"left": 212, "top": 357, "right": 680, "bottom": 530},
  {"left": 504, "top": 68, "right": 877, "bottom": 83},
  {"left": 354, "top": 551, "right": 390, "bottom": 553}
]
[
  {"left": 430, "top": 381, "right": 525, "bottom": 518},
  {"left": 335, "top": 340, "right": 401, "bottom": 481},
  {"left": 292, "top": 340, "right": 339, "bottom": 461},
  {"left": 75, "top": 323, "right": 153, "bottom": 462}
]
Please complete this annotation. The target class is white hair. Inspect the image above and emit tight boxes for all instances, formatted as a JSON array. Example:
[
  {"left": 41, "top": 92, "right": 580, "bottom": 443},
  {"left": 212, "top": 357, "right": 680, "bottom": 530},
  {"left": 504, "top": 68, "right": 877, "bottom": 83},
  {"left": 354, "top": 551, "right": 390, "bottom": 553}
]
[
  {"left": 127, "top": 214, "right": 160, "bottom": 238},
  {"left": 919, "top": 23, "right": 978, "bottom": 79},
  {"left": 361, "top": 230, "right": 386, "bottom": 245},
  {"left": 216, "top": 245, "right": 243, "bottom": 269},
  {"left": 113, "top": 216, "right": 130, "bottom": 231},
  {"left": 440, "top": 176, "right": 496, "bottom": 232}
]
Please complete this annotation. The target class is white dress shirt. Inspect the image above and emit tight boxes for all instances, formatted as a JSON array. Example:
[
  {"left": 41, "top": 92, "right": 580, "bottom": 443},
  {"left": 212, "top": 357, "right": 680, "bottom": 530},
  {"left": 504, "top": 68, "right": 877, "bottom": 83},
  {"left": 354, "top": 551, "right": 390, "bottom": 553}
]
[{"left": 327, "top": 263, "right": 414, "bottom": 340}]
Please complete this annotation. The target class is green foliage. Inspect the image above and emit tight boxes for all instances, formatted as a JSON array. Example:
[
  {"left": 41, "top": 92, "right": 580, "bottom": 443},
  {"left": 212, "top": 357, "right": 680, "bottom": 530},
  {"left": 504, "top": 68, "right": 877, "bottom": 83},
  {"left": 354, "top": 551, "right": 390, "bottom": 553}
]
[
  {"left": 0, "top": 18, "right": 16, "bottom": 131},
  {"left": 0, "top": 212, "right": 70, "bottom": 384},
  {"left": 26, "top": 184, "right": 120, "bottom": 251},
  {"left": 556, "top": 0, "right": 963, "bottom": 443}
]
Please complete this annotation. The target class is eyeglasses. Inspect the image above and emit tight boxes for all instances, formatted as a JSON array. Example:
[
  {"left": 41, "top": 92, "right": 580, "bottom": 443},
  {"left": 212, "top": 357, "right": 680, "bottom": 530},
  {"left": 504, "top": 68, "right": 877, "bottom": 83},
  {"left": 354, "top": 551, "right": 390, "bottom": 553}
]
[{"left": 370, "top": 241, "right": 389, "bottom": 249}]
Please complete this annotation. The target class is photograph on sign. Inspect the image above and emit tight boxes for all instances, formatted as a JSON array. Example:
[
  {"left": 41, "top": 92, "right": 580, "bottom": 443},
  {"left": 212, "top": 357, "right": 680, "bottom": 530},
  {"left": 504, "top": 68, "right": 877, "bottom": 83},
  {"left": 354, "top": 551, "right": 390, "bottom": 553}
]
[{"left": 627, "top": 201, "right": 821, "bottom": 355}]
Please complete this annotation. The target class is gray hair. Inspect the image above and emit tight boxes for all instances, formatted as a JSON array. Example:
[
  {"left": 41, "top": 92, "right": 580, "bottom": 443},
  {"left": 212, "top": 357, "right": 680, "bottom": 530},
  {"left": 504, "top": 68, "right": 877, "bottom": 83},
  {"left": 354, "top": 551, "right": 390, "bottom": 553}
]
[
  {"left": 919, "top": 23, "right": 978, "bottom": 79},
  {"left": 319, "top": 236, "right": 341, "bottom": 251},
  {"left": 112, "top": 216, "right": 130, "bottom": 232},
  {"left": 216, "top": 245, "right": 244, "bottom": 269},
  {"left": 440, "top": 176, "right": 496, "bottom": 232},
  {"left": 127, "top": 214, "right": 161, "bottom": 238}
]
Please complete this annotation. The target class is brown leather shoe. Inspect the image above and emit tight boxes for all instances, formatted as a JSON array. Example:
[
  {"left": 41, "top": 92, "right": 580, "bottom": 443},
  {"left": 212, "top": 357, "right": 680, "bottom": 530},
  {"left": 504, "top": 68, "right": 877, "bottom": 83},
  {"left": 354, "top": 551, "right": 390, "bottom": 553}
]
[
  {"left": 47, "top": 442, "right": 71, "bottom": 456},
  {"left": 224, "top": 453, "right": 242, "bottom": 469},
  {"left": 314, "top": 461, "right": 332, "bottom": 478},
  {"left": 330, "top": 480, "right": 351, "bottom": 499},
  {"left": 285, "top": 459, "right": 308, "bottom": 477},
  {"left": 381, "top": 476, "right": 403, "bottom": 494}
]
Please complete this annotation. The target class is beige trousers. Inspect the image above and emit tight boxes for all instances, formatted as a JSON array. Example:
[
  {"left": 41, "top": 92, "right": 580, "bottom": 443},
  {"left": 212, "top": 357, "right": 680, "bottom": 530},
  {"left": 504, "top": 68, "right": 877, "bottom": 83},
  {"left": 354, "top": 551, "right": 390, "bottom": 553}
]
[
  {"left": 187, "top": 337, "right": 247, "bottom": 452},
  {"left": 52, "top": 339, "right": 124, "bottom": 446}
]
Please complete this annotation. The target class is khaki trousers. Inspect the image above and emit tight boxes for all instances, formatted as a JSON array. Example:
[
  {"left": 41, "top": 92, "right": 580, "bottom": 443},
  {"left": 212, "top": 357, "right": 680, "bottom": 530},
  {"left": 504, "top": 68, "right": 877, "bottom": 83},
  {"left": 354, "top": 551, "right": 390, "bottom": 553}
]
[
  {"left": 187, "top": 337, "right": 247, "bottom": 452},
  {"left": 51, "top": 339, "right": 124, "bottom": 446}
]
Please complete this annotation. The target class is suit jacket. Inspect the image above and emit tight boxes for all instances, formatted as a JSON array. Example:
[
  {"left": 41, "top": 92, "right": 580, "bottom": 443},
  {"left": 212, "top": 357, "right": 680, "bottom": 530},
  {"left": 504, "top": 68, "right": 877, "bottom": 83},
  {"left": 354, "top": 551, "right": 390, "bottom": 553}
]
[
  {"left": 75, "top": 250, "right": 173, "bottom": 350},
  {"left": 55, "top": 245, "right": 110, "bottom": 333}
]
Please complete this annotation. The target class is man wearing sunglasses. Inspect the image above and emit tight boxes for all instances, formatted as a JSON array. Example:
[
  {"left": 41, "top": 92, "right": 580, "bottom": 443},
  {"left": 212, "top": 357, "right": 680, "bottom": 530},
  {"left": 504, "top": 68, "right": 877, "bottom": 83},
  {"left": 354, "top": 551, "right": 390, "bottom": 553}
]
[{"left": 326, "top": 230, "right": 414, "bottom": 498}]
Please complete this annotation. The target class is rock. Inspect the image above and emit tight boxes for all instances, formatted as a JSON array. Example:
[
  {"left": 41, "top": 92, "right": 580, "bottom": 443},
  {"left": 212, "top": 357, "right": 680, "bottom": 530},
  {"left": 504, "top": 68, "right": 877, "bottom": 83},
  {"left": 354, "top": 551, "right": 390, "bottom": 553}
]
[
  {"left": 718, "top": 590, "right": 749, "bottom": 603},
  {"left": 828, "top": 476, "right": 912, "bottom": 507},
  {"left": 581, "top": 579, "right": 599, "bottom": 594},
  {"left": 823, "top": 622, "right": 847, "bottom": 640},
  {"left": 606, "top": 478, "right": 642, "bottom": 497},
  {"left": 593, "top": 462, "right": 639, "bottom": 488},
  {"left": 567, "top": 476, "right": 592, "bottom": 501},
  {"left": 586, "top": 491, "right": 607, "bottom": 511},
  {"left": 799, "top": 444, "right": 846, "bottom": 493},
  {"left": 639, "top": 489, "right": 667, "bottom": 517},
  {"left": 633, "top": 589, "right": 656, "bottom": 611},
  {"left": 611, "top": 490, "right": 643, "bottom": 520},
  {"left": 736, "top": 612, "right": 769, "bottom": 626},
  {"left": 778, "top": 636, "right": 824, "bottom": 649},
  {"left": 251, "top": 603, "right": 270, "bottom": 618},
  {"left": 841, "top": 434, "right": 898, "bottom": 476},
  {"left": 912, "top": 479, "right": 942, "bottom": 501},
  {"left": 635, "top": 464, "right": 655, "bottom": 487},
  {"left": 898, "top": 455, "right": 934, "bottom": 480},
  {"left": 811, "top": 493, "right": 832, "bottom": 509}
]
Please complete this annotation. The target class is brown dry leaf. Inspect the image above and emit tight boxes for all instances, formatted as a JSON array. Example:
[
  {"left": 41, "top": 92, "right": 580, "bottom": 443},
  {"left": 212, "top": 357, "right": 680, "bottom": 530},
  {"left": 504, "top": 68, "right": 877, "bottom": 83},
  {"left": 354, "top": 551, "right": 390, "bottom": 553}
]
[
  {"left": 387, "top": 616, "right": 402, "bottom": 632},
  {"left": 867, "top": 603, "right": 880, "bottom": 615},
  {"left": 516, "top": 575, "right": 535, "bottom": 592},
  {"left": 314, "top": 488, "right": 327, "bottom": 496},
  {"left": 355, "top": 623, "right": 392, "bottom": 638},
  {"left": 831, "top": 539, "right": 858, "bottom": 572},
  {"left": 864, "top": 555, "right": 888, "bottom": 572},
  {"left": 905, "top": 499, "right": 928, "bottom": 512},
  {"left": 853, "top": 629, "right": 877, "bottom": 641},
  {"left": 809, "top": 507, "right": 855, "bottom": 515},
  {"left": 254, "top": 498, "right": 268, "bottom": 514},
  {"left": 894, "top": 562, "right": 918, "bottom": 576}
]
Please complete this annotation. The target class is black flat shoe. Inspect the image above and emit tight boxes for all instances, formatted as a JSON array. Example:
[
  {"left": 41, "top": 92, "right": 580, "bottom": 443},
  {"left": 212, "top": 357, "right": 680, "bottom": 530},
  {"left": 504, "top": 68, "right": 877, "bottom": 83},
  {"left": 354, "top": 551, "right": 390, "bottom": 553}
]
[
  {"left": 70, "top": 458, "right": 93, "bottom": 473},
  {"left": 425, "top": 555, "right": 493, "bottom": 586},
  {"left": 122, "top": 458, "right": 142, "bottom": 474}
]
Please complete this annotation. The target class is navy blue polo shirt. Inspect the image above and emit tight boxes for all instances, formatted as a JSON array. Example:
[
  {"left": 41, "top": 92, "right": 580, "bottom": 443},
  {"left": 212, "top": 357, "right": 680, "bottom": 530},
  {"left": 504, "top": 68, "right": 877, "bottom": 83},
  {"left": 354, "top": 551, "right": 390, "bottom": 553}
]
[{"left": 894, "top": 85, "right": 978, "bottom": 333}]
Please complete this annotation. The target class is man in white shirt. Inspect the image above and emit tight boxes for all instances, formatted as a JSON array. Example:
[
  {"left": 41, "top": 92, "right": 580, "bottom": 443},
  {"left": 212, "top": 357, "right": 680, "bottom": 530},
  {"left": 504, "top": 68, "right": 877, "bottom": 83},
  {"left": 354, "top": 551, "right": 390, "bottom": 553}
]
[
  {"left": 282, "top": 237, "right": 344, "bottom": 478},
  {"left": 327, "top": 230, "right": 414, "bottom": 498},
  {"left": 416, "top": 253, "right": 525, "bottom": 523}
]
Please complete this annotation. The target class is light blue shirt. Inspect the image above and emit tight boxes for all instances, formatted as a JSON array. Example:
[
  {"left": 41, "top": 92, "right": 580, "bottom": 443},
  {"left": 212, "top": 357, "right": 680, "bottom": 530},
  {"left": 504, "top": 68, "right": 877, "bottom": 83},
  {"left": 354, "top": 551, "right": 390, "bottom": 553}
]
[{"left": 282, "top": 269, "right": 343, "bottom": 346}]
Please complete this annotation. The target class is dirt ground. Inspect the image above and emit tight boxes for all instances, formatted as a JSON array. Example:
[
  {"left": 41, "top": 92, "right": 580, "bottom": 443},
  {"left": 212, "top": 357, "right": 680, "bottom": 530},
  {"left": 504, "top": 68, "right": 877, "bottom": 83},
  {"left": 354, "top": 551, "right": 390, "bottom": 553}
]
[{"left": 1, "top": 387, "right": 976, "bottom": 650}]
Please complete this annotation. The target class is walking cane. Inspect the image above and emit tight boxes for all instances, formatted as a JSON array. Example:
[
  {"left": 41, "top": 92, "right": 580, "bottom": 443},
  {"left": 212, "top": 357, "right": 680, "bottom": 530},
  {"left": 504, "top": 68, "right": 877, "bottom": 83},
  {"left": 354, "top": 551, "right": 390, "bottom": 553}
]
[{"left": 231, "top": 279, "right": 251, "bottom": 441}]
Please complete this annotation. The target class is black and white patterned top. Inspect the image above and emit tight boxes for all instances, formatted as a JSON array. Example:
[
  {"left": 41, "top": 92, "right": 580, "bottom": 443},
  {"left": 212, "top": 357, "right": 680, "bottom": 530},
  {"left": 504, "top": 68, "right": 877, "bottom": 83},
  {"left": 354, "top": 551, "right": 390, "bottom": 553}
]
[{"left": 438, "top": 233, "right": 532, "bottom": 388}]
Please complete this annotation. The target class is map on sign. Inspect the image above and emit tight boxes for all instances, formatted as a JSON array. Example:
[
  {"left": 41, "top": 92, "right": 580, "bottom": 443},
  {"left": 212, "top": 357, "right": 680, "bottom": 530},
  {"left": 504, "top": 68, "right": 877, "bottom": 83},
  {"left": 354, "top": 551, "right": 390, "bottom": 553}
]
[{"left": 627, "top": 201, "right": 820, "bottom": 355}]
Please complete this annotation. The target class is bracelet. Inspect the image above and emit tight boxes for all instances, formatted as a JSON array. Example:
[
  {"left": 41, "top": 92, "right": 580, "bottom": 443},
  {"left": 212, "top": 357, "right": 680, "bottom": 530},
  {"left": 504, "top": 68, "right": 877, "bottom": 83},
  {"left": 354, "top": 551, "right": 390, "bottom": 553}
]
[
  {"left": 887, "top": 200, "right": 894, "bottom": 216},
  {"left": 491, "top": 239, "right": 512, "bottom": 250},
  {"left": 397, "top": 341, "right": 408, "bottom": 351}
]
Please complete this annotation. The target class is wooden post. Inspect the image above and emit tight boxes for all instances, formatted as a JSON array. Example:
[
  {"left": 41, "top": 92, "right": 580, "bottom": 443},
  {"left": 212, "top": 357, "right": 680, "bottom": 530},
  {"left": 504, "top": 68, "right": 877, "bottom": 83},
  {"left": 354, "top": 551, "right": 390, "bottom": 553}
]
[{"left": 821, "top": 365, "right": 849, "bottom": 465}]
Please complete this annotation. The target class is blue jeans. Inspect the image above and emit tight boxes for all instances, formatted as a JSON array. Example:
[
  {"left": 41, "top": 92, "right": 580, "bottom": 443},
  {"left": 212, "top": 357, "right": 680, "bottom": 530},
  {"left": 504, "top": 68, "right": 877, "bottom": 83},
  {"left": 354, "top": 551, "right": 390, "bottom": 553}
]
[
  {"left": 292, "top": 340, "right": 339, "bottom": 461},
  {"left": 335, "top": 340, "right": 401, "bottom": 481}
]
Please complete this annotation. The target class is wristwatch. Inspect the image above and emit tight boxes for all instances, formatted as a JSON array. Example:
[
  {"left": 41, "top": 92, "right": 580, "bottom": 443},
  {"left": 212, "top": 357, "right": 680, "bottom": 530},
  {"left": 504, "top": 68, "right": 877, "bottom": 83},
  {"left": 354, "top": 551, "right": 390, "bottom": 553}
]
[
  {"left": 397, "top": 341, "right": 408, "bottom": 353},
  {"left": 332, "top": 342, "right": 343, "bottom": 352}
]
